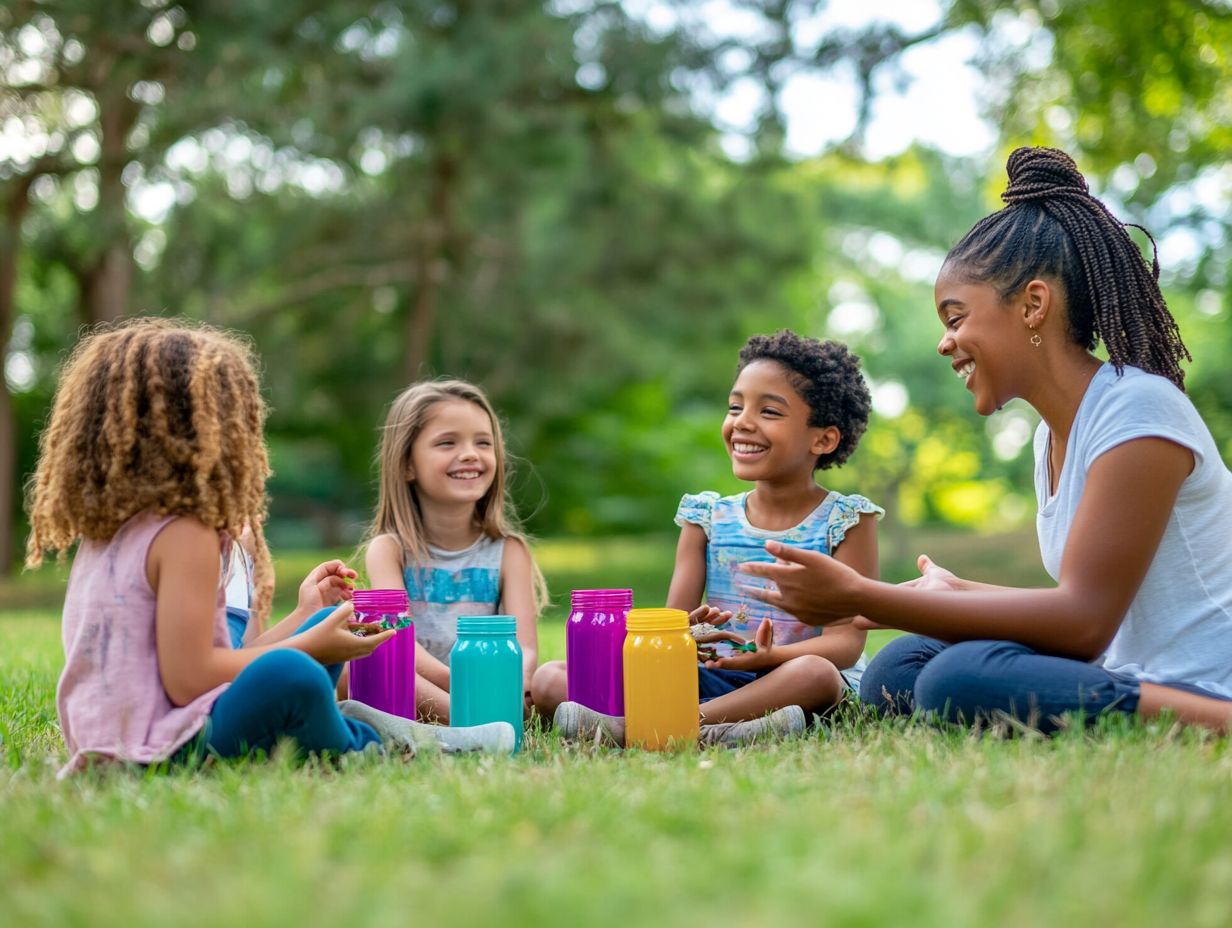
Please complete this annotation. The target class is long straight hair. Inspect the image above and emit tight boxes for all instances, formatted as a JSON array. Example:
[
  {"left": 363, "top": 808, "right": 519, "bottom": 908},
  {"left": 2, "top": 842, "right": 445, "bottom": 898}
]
[{"left": 363, "top": 379, "right": 548, "bottom": 611}]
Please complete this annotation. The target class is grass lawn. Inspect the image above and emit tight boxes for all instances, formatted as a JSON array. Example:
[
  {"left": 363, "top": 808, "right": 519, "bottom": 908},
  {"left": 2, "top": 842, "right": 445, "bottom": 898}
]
[{"left": 2, "top": 532, "right": 1230, "bottom": 927}]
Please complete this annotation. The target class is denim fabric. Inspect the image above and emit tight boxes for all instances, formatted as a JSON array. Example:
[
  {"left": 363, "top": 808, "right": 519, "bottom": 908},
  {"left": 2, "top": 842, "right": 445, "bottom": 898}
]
[
  {"left": 859, "top": 635, "right": 1146, "bottom": 734},
  {"left": 225, "top": 606, "right": 250, "bottom": 650},
  {"left": 697, "top": 666, "right": 760, "bottom": 702},
  {"left": 697, "top": 663, "right": 859, "bottom": 703},
  {"left": 184, "top": 606, "right": 380, "bottom": 761}
]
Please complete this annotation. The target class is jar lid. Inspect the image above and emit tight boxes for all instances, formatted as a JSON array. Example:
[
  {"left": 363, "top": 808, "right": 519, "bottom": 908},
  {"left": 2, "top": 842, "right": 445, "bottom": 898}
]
[
  {"left": 571, "top": 588, "right": 633, "bottom": 609},
  {"left": 353, "top": 588, "right": 409, "bottom": 613},
  {"left": 457, "top": 615, "right": 517, "bottom": 636},
  {"left": 624, "top": 607, "right": 689, "bottom": 632}
]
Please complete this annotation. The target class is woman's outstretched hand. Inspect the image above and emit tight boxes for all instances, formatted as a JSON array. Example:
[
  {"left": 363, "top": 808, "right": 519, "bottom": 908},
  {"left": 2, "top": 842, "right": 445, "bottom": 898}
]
[
  {"left": 737, "top": 541, "right": 866, "bottom": 627},
  {"left": 898, "top": 554, "right": 962, "bottom": 593},
  {"left": 851, "top": 555, "right": 964, "bottom": 630}
]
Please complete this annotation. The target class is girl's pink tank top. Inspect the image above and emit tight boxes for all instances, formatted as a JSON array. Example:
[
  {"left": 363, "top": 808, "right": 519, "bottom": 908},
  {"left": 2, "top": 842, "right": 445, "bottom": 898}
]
[{"left": 56, "top": 512, "right": 231, "bottom": 777}]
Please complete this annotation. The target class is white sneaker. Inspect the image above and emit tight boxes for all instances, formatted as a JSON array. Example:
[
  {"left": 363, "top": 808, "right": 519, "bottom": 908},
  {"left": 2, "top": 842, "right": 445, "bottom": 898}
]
[
  {"left": 552, "top": 701, "right": 625, "bottom": 747},
  {"left": 698, "top": 705, "right": 807, "bottom": 747},
  {"left": 338, "top": 700, "right": 516, "bottom": 756}
]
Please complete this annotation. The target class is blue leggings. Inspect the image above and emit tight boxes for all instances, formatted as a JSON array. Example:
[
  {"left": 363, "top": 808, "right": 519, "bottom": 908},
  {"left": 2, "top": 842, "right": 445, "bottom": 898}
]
[{"left": 183, "top": 608, "right": 381, "bottom": 761}]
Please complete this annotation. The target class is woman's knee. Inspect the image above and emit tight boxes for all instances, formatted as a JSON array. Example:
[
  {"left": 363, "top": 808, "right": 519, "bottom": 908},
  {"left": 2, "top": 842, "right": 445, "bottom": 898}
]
[
  {"left": 859, "top": 635, "right": 947, "bottom": 712},
  {"left": 912, "top": 639, "right": 1033, "bottom": 720}
]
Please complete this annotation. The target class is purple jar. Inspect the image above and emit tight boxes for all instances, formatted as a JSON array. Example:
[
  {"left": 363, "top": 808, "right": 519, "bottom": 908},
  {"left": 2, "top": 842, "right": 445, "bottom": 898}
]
[
  {"left": 349, "top": 588, "right": 416, "bottom": 720},
  {"left": 565, "top": 588, "right": 633, "bottom": 716}
]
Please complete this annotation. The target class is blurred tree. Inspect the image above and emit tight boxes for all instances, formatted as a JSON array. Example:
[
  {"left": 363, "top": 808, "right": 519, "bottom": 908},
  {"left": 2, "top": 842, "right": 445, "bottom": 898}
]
[
  {"left": 1, "top": 0, "right": 266, "bottom": 565},
  {"left": 139, "top": 2, "right": 821, "bottom": 542},
  {"left": 950, "top": 0, "right": 1232, "bottom": 195},
  {"left": 948, "top": 0, "right": 1232, "bottom": 465},
  {"left": 3, "top": 0, "right": 1232, "bottom": 572}
]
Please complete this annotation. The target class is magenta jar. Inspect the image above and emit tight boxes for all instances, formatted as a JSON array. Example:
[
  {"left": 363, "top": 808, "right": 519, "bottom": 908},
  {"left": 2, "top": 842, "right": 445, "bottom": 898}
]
[
  {"left": 348, "top": 588, "right": 416, "bottom": 720},
  {"left": 565, "top": 588, "right": 632, "bottom": 716}
]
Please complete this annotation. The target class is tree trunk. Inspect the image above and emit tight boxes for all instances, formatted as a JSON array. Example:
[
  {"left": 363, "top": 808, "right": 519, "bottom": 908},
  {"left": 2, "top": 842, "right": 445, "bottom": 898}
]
[
  {"left": 81, "top": 243, "right": 132, "bottom": 324},
  {"left": 405, "top": 154, "right": 458, "bottom": 380},
  {"left": 0, "top": 322, "right": 16, "bottom": 576},
  {"left": 0, "top": 176, "right": 35, "bottom": 575},
  {"left": 80, "top": 77, "right": 138, "bottom": 325}
]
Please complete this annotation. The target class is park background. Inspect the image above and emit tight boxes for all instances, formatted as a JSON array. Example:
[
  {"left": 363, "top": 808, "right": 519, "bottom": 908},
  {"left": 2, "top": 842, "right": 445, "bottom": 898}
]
[{"left": 3, "top": 2, "right": 1232, "bottom": 927}]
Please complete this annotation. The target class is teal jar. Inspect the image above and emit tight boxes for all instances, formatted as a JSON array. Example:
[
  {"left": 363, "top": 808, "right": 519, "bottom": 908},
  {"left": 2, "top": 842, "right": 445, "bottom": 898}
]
[{"left": 450, "top": 616, "right": 524, "bottom": 752}]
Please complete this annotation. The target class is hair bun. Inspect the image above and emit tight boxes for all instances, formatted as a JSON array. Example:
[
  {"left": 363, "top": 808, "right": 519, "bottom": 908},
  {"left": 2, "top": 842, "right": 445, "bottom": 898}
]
[{"left": 1002, "top": 146, "right": 1089, "bottom": 205}]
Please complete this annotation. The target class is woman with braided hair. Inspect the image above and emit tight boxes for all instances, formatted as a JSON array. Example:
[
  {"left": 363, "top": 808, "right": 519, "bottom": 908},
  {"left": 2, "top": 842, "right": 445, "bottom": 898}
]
[{"left": 740, "top": 146, "right": 1232, "bottom": 734}]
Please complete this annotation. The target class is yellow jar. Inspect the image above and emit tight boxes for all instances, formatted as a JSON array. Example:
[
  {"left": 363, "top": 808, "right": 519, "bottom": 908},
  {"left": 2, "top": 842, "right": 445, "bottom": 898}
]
[{"left": 622, "top": 607, "right": 699, "bottom": 750}]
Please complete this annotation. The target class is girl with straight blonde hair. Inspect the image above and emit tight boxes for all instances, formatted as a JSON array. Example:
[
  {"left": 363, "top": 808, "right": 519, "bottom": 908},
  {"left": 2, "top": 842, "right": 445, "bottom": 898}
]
[
  {"left": 30, "top": 320, "right": 514, "bottom": 775},
  {"left": 358, "top": 379, "right": 547, "bottom": 723}
]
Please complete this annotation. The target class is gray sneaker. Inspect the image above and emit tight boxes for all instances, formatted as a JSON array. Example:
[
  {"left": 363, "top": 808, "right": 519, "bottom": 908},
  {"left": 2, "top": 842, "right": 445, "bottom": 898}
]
[
  {"left": 553, "top": 701, "right": 625, "bottom": 747},
  {"left": 698, "top": 705, "right": 807, "bottom": 747},
  {"left": 338, "top": 700, "right": 516, "bottom": 756}
]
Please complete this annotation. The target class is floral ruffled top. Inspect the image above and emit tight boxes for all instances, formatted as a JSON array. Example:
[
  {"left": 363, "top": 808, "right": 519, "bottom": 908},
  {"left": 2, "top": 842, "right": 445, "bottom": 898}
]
[{"left": 674, "top": 490, "right": 884, "bottom": 686}]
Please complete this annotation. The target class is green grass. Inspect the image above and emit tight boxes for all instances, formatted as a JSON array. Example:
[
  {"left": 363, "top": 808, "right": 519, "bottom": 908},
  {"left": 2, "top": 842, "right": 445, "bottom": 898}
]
[{"left": 2, "top": 534, "right": 1229, "bottom": 928}]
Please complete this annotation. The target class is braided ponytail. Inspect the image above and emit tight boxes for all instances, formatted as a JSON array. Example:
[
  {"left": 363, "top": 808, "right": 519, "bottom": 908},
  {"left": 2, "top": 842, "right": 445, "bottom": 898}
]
[{"left": 946, "top": 147, "right": 1190, "bottom": 390}]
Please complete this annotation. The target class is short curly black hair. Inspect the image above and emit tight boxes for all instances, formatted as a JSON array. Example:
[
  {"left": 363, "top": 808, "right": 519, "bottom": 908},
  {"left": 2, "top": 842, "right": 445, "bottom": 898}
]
[{"left": 737, "top": 330, "right": 871, "bottom": 470}]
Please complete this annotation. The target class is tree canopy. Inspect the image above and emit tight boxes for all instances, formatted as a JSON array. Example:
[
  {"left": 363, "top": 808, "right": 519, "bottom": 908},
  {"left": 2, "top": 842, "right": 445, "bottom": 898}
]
[{"left": 3, "top": 0, "right": 1230, "bottom": 569}]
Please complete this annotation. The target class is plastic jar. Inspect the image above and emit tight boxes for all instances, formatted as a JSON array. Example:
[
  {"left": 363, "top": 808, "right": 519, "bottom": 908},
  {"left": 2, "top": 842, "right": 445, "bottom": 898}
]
[
  {"left": 349, "top": 588, "right": 416, "bottom": 720},
  {"left": 566, "top": 588, "right": 633, "bottom": 715},
  {"left": 622, "top": 607, "right": 699, "bottom": 750},
  {"left": 450, "top": 615, "right": 524, "bottom": 752}
]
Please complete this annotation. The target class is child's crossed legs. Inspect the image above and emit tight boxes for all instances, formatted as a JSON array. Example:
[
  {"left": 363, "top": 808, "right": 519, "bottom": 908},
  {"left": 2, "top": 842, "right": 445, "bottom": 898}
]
[{"left": 531, "top": 654, "right": 843, "bottom": 724}]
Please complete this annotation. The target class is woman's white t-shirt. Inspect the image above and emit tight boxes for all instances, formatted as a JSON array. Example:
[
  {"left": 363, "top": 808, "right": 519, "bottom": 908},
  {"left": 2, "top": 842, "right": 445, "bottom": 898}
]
[{"left": 1034, "top": 363, "right": 1232, "bottom": 697}]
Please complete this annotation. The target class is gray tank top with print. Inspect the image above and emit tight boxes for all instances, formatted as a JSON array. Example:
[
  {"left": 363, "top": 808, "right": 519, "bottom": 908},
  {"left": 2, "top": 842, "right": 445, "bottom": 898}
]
[{"left": 402, "top": 535, "right": 506, "bottom": 662}]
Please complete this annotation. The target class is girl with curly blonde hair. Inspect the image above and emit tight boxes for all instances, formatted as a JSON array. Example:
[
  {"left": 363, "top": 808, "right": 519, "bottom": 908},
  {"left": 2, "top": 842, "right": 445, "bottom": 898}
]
[{"left": 29, "top": 319, "right": 513, "bottom": 775}]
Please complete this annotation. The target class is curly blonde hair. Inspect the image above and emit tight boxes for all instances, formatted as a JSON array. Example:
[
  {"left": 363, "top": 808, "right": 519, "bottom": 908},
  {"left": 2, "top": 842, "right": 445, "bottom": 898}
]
[
  {"left": 25, "top": 318, "right": 275, "bottom": 626},
  {"left": 365, "top": 379, "right": 548, "bottom": 612}
]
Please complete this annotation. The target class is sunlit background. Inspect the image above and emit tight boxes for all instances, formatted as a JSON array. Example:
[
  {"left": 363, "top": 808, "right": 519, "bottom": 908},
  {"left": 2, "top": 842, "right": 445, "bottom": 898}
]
[{"left": 2, "top": 0, "right": 1230, "bottom": 580}]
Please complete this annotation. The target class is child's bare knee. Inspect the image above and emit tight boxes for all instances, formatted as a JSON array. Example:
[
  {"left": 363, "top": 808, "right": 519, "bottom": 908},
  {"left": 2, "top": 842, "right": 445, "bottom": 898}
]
[
  {"left": 531, "top": 660, "right": 567, "bottom": 704},
  {"left": 783, "top": 654, "right": 836, "bottom": 677},
  {"left": 782, "top": 655, "right": 843, "bottom": 705}
]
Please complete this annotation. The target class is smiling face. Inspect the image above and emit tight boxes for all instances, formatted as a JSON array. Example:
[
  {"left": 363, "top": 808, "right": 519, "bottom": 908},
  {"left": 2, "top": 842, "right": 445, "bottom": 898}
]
[
  {"left": 934, "top": 263, "right": 1034, "bottom": 416},
  {"left": 406, "top": 399, "right": 498, "bottom": 507},
  {"left": 722, "top": 359, "right": 837, "bottom": 483}
]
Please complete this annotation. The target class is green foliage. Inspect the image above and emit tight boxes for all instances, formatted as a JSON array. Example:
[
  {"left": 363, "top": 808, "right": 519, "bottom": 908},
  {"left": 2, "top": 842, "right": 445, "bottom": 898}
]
[
  {"left": 3, "top": 1, "right": 1231, "bottom": 565},
  {"left": 952, "top": 0, "right": 1232, "bottom": 197}
]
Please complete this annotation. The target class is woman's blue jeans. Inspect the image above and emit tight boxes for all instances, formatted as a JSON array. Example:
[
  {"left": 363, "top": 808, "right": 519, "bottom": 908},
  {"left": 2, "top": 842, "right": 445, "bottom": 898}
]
[
  {"left": 186, "top": 607, "right": 381, "bottom": 760},
  {"left": 858, "top": 635, "right": 1143, "bottom": 733}
]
